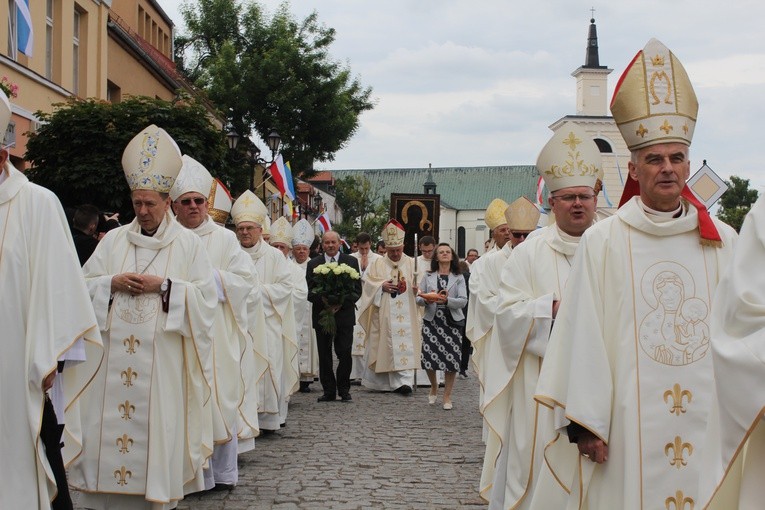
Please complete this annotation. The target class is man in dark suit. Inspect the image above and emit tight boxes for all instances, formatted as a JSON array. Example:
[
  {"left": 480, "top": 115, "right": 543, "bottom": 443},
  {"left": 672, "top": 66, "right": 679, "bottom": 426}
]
[{"left": 306, "top": 230, "right": 362, "bottom": 402}]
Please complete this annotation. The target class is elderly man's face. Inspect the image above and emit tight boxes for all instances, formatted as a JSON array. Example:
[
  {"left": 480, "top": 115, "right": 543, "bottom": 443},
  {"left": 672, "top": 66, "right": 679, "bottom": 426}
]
[
  {"left": 629, "top": 142, "right": 690, "bottom": 212},
  {"left": 132, "top": 190, "right": 170, "bottom": 232},
  {"left": 173, "top": 191, "right": 208, "bottom": 229},
  {"left": 293, "top": 244, "right": 310, "bottom": 264},
  {"left": 549, "top": 185, "right": 598, "bottom": 237},
  {"left": 493, "top": 224, "right": 512, "bottom": 248},
  {"left": 236, "top": 221, "right": 262, "bottom": 248},
  {"left": 322, "top": 232, "right": 340, "bottom": 257},
  {"left": 386, "top": 245, "right": 403, "bottom": 262},
  {"left": 271, "top": 241, "right": 291, "bottom": 258}
]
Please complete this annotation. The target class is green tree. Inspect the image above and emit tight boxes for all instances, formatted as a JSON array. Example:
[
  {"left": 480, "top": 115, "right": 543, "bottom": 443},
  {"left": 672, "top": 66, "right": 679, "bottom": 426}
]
[
  {"left": 333, "top": 175, "right": 388, "bottom": 241},
  {"left": 25, "top": 95, "right": 232, "bottom": 218},
  {"left": 177, "top": 0, "right": 374, "bottom": 177},
  {"left": 716, "top": 175, "right": 759, "bottom": 232}
]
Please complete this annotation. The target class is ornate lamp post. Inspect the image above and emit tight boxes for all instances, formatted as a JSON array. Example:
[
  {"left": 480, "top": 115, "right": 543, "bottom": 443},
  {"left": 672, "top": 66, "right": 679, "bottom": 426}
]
[{"left": 227, "top": 127, "right": 282, "bottom": 199}]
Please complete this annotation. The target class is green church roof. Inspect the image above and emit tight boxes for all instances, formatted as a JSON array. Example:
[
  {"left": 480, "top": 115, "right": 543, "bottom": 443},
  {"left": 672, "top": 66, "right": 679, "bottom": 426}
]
[{"left": 330, "top": 166, "right": 539, "bottom": 210}]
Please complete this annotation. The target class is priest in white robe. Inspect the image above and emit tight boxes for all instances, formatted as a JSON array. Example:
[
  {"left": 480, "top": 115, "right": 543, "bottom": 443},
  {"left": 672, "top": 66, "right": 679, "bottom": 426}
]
[
  {"left": 699, "top": 193, "right": 765, "bottom": 509},
  {"left": 479, "top": 124, "right": 595, "bottom": 509},
  {"left": 0, "top": 90, "right": 103, "bottom": 510},
  {"left": 70, "top": 125, "right": 218, "bottom": 510},
  {"left": 169, "top": 157, "right": 260, "bottom": 491},
  {"left": 349, "top": 231, "right": 382, "bottom": 381},
  {"left": 292, "top": 218, "right": 320, "bottom": 391},
  {"left": 357, "top": 220, "right": 421, "bottom": 394},
  {"left": 232, "top": 191, "right": 298, "bottom": 431},
  {"left": 466, "top": 198, "right": 509, "bottom": 411},
  {"left": 534, "top": 40, "right": 737, "bottom": 509}
]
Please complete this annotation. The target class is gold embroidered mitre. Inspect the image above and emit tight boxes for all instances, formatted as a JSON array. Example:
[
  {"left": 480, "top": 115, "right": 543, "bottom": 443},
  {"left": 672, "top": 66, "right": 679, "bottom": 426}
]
[
  {"left": 261, "top": 215, "right": 271, "bottom": 235},
  {"left": 382, "top": 219, "right": 405, "bottom": 248},
  {"left": 209, "top": 179, "right": 233, "bottom": 225},
  {"left": 484, "top": 198, "right": 509, "bottom": 229},
  {"left": 536, "top": 122, "right": 601, "bottom": 192},
  {"left": 292, "top": 219, "right": 314, "bottom": 247},
  {"left": 610, "top": 38, "right": 698, "bottom": 151},
  {"left": 122, "top": 125, "right": 183, "bottom": 193},
  {"left": 169, "top": 155, "right": 214, "bottom": 202},
  {"left": 504, "top": 197, "right": 541, "bottom": 232},
  {"left": 269, "top": 216, "right": 293, "bottom": 246},
  {"left": 230, "top": 190, "right": 269, "bottom": 226},
  {"left": 0, "top": 89, "right": 10, "bottom": 137}
]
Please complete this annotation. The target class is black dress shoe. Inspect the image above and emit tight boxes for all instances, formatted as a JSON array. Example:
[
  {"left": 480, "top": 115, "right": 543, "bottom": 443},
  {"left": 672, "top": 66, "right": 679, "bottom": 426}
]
[
  {"left": 339, "top": 393, "right": 352, "bottom": 401},
  {"left": 394, "top": 385, "right": 413, "bottom": 395},
  {"left": 299, "top": 382, "right": 312, "bottom": 393},
  {"left": 317, "top": 394, "right": 336, "bottom": 402},
  {"left": 211, "top": 483, "right": 235, "bottom": 492}
]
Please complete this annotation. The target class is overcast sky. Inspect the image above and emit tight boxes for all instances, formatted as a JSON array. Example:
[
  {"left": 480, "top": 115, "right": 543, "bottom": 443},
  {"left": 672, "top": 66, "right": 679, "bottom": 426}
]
[{"left": 159, "top": 1, "right": 765, "bottom": 190}]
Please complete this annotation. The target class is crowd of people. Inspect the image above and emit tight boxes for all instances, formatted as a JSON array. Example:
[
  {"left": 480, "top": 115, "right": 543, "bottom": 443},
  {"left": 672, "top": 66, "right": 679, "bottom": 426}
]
[{"left": 4, "top": 37, "right": 764, "bottom": 510}]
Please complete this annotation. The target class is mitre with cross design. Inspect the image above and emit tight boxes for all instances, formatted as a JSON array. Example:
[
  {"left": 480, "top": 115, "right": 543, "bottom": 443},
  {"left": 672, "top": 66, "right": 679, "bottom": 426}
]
[
  {"left": 269, "top": 216, "right": 293, "bottom": 246},
  {"left": 169, "top": 155, "right": 214, "bottom": 202},
  {"left": 231, "top": 189, "right": 269, "bottom": 226},
  {"left": 121, "top": 124, "right": 183, "bottom": 193},
  {"left": 536, "top": 122, "right": 601, "bottom": 193}
]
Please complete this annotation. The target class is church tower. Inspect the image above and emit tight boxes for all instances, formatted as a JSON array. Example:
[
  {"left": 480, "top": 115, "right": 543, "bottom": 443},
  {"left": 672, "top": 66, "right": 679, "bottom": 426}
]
[{"left": 549, "top": 16, "right": 629, "bottom": 214}]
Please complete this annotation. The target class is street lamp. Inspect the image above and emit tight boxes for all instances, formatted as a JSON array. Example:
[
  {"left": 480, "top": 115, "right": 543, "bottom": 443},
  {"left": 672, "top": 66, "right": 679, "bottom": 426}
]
[{"left": 226, "top": 127, "right": 282, "bottom": 198}]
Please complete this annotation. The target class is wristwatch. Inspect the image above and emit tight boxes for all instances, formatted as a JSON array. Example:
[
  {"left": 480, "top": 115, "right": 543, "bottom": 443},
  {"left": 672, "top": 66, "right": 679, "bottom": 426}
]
[{"left": 160, "top": 279, "right": 169, "bottom": 295}]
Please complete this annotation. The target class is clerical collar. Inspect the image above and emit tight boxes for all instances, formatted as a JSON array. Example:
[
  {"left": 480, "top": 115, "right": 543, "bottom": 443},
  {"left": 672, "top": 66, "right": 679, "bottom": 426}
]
[
  {"left": 140, "top": 227, "right": 158, "bottom": 237},
  {"left": 640, "top": 200, "right": 685, "bottom": 223}
]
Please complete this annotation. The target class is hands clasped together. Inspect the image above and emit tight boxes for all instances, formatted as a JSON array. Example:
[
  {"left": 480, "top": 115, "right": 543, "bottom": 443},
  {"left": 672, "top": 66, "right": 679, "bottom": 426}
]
[{"left": 111, "top": 272, "right": 164, "bottom": 296}]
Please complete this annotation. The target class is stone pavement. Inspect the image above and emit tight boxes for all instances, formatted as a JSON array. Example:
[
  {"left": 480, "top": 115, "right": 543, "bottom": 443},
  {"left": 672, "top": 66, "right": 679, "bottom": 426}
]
[{"left": 74, "top": 371, "right": 487, "bottom": 509}]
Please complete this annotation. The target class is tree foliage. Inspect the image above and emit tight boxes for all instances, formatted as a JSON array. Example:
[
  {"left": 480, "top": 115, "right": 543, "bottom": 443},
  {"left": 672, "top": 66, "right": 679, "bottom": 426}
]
[
  {"left": 25, "top": 95, "right": 230, "bottom": 218},
  {"left": 716, "top": 175, "right": 759, "bottom": 232},
  {"left": 333, "top": 175, "right": 388, "bottom": 241},
  {"left": 176, "top": 0, "right": 374, "bottom": 177}
]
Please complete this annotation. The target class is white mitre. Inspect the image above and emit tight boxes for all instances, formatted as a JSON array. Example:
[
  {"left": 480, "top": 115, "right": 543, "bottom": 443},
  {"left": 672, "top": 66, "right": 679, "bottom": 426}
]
[
  {"left": 231, "top": 190, "right": 269, "bottom": 226},
  {"left": 536, "top": 122, "right": 601, "bottom": 192},
  {"left": 381, "top": 219, "right": 405, "bottom": 248},
  {"left": 0, "top": 89, "right": 10, "bottom": 138},
  {"left": 169, "top": 155, "right": 214, "bottom": 201},
  {"left": 209, "top": 179, "right": 233, "bottom": 225},
  {"left": 269, "top": 216, "right": 293, "bottom": 246},
  {"left": 485, "top": 198, "right": 509, "bottom": 229},
  {"left": 262, "top": 215, "right": 271, "bottom": 235},
  {"left": 292, "top": 218, "right": 314, "bottom": 247},
  {"left": 504, "top": 196, "right": 541, "bottom": 232},
  {"left": 121, "top": 124, "right": 183, "bottom": 193}
]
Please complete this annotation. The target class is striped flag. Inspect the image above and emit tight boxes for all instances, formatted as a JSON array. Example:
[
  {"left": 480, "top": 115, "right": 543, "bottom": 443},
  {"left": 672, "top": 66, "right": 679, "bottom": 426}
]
[
  {"left": 317, "top": 213, "right": 331, "bottom": 233},
  {"left": 268, "top": 155, "right": 295, "bottom": 201},
  {"left": 15, "top": 0, "right": 33, "bottom": 56},
  {"left": 284, "top": 161, "right": 297, "bottom": 201},
  {"left": 535, "top": 176, "right": 545, "bottom": 205}
]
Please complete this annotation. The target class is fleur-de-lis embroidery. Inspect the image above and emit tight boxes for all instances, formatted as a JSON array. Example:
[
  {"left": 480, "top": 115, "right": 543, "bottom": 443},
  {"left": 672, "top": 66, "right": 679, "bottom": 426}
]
[
  {"left": 121, "top": 367, "right": 138, "bottom": 387},
  {"left": 664, "top": 384, "right": 692, "bottom": 416},
  {"left": 665, "top": 490, "right": 694, "bottom": 510},
  {"left": 399, "top": 343, "right": 407, "bottom": 352},
  {"left": 398, "top": 328, "right": 406, "bottom": 337},
  {"left": 123, "top": 335, "right": 140, "bottom": 354},
  {"left": 118, "top": 400, "right": 135, "bottom": 420},
  {"left": 396, "top": 314, "right": 405, "bottom": 322},
  {"left": 665, "top": 436, "right": 693, "bottom": 468},
  {"left": 660, "top": 119, "right": 674, "bottom": 134},
  {"left": 400, "top": 357, "right": 408, "bottom": 365},
  {"left": 395, "top": 301, "right": 404, "bottom": 309},
  {"left": 116, "top": 434, "right": 134, "bottom": 454},
  {"left": 114, "top": 466, "right": 133, "bottom": 486},
  {"left": 636, "top": 124, "right": 648, "bottom": 138}
]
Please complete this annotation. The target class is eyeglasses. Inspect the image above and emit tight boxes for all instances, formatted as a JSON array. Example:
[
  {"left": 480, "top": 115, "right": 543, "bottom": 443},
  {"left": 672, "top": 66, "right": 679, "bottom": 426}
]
[
  {"left": 511, "top": 232, "right": 529, "bottom": 239},
  {"left": 550, "top": 193, "right": 596, "bottom": 203},
  {"left": 179, "top": 197, "right": 206, "bottom": 206}
]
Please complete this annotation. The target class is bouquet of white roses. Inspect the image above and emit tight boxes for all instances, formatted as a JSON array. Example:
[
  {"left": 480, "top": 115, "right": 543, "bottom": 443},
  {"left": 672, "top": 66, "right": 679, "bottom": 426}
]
[{"left": 312, "top": 261, "right": 361, "bottom": 335}]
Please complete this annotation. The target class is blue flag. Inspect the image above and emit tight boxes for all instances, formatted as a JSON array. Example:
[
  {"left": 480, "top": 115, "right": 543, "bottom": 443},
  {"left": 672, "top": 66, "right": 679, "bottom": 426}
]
[{"left": 16, "top": 0, "right": 33, "bottom": 57}]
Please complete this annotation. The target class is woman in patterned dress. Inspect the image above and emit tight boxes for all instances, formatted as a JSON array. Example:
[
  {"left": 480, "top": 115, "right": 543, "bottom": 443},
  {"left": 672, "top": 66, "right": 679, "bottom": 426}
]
[{"left": 415, "top": 243, "right": 467, "bottom": 410}]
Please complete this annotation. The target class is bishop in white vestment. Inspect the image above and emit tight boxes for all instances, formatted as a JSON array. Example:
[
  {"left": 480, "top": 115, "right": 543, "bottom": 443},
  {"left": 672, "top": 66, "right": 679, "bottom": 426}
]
[
  {"left": 349, "top": 233, "right": 381, "bottom": 380},
  {"left": 534, "top": 40, "right": 737, "bottom": 509},
  {"left": 70, "top": 126, "right": 218, "bottom": 510},
  {"left": 232, "top": 191, "right": 298, "bottom": 431},
  {"left": 293, "top": 219, "right": 320, "bottom": 389},
  {"left": 170, "top": 158, "right": 260, "bottom": 489},
  {"left": 357, "top": 220, "right": 421, "bottom": 393},
  {"left": 480, "top": 125, "right": 594, "bottom": 509},
  {"left": 0, "top": 98, "right": 103, "bottom": 509}
]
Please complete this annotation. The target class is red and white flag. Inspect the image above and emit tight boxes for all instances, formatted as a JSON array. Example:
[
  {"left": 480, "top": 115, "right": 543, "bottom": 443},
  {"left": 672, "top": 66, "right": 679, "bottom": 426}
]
[{"left": 316, "top": 213, "right": 331, "bottom": 233}]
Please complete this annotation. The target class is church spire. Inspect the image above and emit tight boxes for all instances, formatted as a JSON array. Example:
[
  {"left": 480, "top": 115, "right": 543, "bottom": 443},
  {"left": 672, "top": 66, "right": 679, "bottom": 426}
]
[{"left": 584, "top": 14, "right": 605, "bottom": 69}]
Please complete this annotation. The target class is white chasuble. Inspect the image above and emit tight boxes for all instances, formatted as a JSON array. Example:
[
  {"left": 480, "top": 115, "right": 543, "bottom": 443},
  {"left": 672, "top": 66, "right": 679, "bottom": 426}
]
[
  {"left": 357, "top": 255, "right": 421, "bottom": 390},
  {"left": 481, "top": 225, "right": 576, "bottom": 510},
  {"left": 700, "top": 194, "right": 765, "bottom": 510},
  {"left": 534, "top": 198, "right": 736, "bottom": 510},
  {"left": 350, "top": 251, "right": 381, "bottom": 379},
  {"left": 295, "top": 259, "right": 319, "bottom": 381},
  {"left": 0, "top": 166, "right": 102, "bottom": 510},
  {"left": 192, "top": 218, "right": 260, "bottom": 443},
  {"left": 70, "top": 213, "right": 217, "bottom": 505},
  {"left": 243, "top": 240, "right": 298, "bottom": 429}
]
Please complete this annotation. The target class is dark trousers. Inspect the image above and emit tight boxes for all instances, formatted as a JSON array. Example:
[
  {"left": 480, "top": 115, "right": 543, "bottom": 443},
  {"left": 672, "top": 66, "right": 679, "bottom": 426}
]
[
  {"left": 460, "top": 327, "right": 472, "bottom": 373},
  {"left": 315, "top": 325, "right": 353, "bottom": 397},
  {"left": 41, "top": 395, "right": 73, "bottom": 510}
]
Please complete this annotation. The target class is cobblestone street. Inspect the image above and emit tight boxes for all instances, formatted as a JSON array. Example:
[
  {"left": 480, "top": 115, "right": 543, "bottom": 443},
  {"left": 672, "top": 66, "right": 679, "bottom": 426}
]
[{"left": 74, "top": 370, "right": 487, "bottom": 509}]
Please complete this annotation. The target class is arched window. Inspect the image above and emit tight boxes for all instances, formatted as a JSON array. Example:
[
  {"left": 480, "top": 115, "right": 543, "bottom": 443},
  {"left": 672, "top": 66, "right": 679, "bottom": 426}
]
[{"left": 594, "top": 138, "right": 613, "bottom": 153}]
